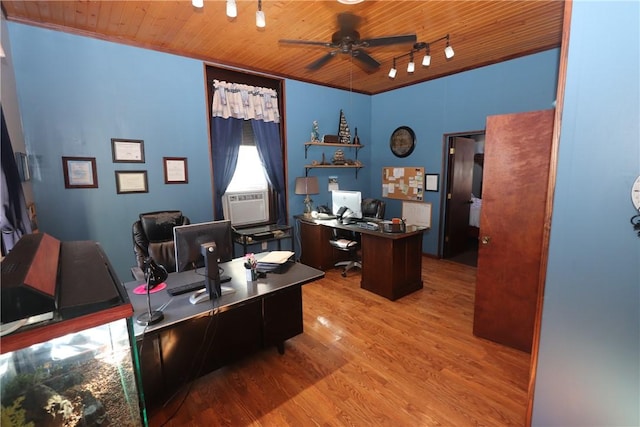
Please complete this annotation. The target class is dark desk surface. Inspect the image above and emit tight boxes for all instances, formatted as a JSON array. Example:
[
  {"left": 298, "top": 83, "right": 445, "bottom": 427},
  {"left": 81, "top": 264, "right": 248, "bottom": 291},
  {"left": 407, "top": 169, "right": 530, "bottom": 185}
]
[
  {"left": 298, "top": 216, "right": 428, "bottom": 239},
  {"left": 124, "top": 253, "right": 324, "bottom": 338}
]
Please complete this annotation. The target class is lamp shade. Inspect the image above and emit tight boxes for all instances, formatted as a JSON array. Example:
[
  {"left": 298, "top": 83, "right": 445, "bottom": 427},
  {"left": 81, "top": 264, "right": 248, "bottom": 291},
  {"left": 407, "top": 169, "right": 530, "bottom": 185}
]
[{"left": 295, "top": 176, "right": 319, "bottom": 195}]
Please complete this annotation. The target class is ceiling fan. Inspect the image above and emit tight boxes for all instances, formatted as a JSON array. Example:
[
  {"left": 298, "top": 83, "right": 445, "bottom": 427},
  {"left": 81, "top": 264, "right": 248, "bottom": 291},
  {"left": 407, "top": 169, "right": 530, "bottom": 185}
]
[{"left": 279, "top": 12, "right": 417, "bottom": 71}]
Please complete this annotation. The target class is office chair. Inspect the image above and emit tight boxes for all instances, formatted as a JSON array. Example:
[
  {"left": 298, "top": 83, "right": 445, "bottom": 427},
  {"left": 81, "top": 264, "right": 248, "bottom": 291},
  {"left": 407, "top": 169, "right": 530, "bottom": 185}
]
[
  {"left": 131, "top": 210, "right": 190, "bottom": 281},
  {"left": 361, "top": 198, "right": 386, "bottom": 219},
  {"left": 328, "top": 227, "right": 362, "bottom": 277}
]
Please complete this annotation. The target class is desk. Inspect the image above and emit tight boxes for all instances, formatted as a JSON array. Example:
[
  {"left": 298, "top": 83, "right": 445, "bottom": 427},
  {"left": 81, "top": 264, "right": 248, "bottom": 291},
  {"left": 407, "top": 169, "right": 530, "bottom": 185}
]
[
  {"left": 125, "top": 254, "right": 323, "bottom": 410},
  {"left": 296, "top": 216, "right": 428, "bottom": 301}
]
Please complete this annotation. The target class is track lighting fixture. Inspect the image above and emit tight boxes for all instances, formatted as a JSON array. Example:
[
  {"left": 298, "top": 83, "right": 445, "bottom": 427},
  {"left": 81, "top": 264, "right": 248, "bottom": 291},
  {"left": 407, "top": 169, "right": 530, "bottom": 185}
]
[
  {"left": 256, "top": 0, "right": 266, "bottom": 28},
  {"left": 388, "top": 59, "right": 397, "bottom": 79},
  {"left": 388, "top": 34, "right": 454, "bottom": 79},
  {"left": 226, "top": 0, "right": 237, "bottom": 18},
  {"left": 407, "top": 52, "right": 415, "bottom": 73}
]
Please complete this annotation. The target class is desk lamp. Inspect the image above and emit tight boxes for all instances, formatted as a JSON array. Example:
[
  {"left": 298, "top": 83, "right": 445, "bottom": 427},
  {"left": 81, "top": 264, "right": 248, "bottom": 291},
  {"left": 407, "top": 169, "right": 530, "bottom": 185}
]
[
  {"left": 136, "top": 258, "right": 168, "bottom": 326},
  {"left": 295, "top": 176, "right": 319, "bottom": 217}
]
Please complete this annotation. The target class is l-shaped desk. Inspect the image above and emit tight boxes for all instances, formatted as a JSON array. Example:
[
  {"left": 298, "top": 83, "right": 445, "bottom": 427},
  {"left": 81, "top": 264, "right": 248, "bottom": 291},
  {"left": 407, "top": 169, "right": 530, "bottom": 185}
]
[
  {"left": 296, "top": 216, "right": 429, "bottom": 301},
  {"left": 125, "top": 254, "right": 324, "bottom": 410}
]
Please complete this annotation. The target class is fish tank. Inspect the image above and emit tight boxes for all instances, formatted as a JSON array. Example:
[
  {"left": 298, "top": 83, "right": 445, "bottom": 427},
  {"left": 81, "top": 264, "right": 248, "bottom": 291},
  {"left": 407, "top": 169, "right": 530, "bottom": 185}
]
[{"left": 0, "top": 318, "right": 143, "bottom": 426}]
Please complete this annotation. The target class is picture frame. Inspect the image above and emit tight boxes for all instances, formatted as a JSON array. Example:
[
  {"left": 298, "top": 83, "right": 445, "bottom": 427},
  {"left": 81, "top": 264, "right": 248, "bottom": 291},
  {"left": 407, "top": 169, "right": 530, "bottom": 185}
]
[
  {"left": 115, "top": 170, "right": 148, "bottom": 194},
  {"left": 62, "top": 156, "right": 98, "bottom": 189},
  {"left": 163, "top": 157, "right": 188, "bottom": 184},
  {"left": 111, "top": 138, "right": 145, "bottom": 163},
  {"left": 425, "top": 173, "right": 439, "bottom": 192}
]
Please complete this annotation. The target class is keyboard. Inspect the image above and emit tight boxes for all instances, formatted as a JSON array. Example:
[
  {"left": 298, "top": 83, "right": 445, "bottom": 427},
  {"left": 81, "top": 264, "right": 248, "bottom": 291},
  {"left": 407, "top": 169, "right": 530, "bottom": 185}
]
[{"left": 167, "top": 275, "right": 231, "bottom": 296}]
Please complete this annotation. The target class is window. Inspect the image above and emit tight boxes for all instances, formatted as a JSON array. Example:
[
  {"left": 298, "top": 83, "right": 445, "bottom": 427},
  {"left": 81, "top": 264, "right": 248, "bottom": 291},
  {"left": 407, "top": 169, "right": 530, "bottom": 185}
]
[{"left": 225, "top": 122, "right": 268, "bottom": 193}]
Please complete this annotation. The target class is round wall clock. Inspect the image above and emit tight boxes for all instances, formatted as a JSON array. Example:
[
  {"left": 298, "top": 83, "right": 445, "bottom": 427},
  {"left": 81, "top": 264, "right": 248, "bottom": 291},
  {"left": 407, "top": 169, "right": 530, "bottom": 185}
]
[{"left": 390, "top": 126, "right": 416, "bottom": 158}]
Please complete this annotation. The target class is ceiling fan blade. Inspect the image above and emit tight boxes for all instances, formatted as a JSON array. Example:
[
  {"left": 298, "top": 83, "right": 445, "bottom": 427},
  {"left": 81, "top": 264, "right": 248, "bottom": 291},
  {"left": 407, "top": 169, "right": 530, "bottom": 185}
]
[
  {"left": 351, "top": 49, "right": 381, "bottom": 70},
  {"left": 359, "top": 34, "right": 417, "bottom": 48},
  {"left": 307, "top": 51, "right": 338, "bottom": 70},
  {"left": 280, "top": 39, "right": 334, "bottom": 48}
]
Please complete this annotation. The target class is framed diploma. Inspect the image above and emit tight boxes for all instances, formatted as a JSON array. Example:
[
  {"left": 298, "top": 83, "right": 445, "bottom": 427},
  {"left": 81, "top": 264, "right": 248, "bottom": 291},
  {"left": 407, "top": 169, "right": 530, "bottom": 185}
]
[
  {"left": 163, "top": 157, "right": 188, "bottom": 184},
  {"left": 115, "top": 170, "right": 148, "bottom": 194},
  {"left": 62, "top": 157, "right": 98, "bottom": 189},
  {"left": 111, "top": 138, "right": 145, "bottom": 163}
]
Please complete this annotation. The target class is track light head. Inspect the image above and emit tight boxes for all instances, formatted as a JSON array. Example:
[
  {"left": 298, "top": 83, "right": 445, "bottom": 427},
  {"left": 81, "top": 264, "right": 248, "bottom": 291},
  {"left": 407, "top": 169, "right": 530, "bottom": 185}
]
[
  {"left": 444, "top": 34, "right": 454, "bottom": 58},
  {"left": 407, "top": 52, "right": 415, "bottom": 73},
  {"left": 388, "top": 59, "right": 397, "bottom": 79},
  {"left": 226, "top": 0, "right": 237, "bottom": 18},
  {"left": 256, "top": 0, "right": 266, "bottom": 27}
]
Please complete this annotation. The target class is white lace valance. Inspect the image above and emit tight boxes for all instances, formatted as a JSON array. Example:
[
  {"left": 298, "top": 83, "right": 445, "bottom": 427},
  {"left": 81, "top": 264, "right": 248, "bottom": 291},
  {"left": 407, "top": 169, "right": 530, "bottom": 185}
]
[{"left": 212, "top": 80, "right": 280, "bottom": 123}]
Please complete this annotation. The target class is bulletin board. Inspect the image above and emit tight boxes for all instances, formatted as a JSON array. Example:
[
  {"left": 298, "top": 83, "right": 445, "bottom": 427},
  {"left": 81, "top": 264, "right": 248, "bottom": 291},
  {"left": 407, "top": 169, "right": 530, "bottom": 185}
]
[{"left": 381, "top": 166, "right": 425, "bottom": 201}]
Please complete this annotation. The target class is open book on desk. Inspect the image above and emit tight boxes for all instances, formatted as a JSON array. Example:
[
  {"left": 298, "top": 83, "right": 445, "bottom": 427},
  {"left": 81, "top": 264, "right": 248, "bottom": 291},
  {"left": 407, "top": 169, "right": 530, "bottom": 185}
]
[{"left": 257, "top": 251, "right": 295, "bottom": 273}]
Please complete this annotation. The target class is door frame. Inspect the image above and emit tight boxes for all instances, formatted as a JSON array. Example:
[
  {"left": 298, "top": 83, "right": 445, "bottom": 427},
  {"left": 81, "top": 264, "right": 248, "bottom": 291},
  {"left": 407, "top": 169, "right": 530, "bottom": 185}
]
[{"left": 438, "top": 130, "right": 485, "bottom": 258}]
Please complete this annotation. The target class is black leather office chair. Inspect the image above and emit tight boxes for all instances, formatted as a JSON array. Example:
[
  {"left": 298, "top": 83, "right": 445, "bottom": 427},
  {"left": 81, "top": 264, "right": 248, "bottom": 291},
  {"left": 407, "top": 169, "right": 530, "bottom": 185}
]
[
  {"left": 131, "top": 210, "right": 190, "bottom": 281},
  {"left": 361, "top": 198, "right": 386, "bottom": 219}
]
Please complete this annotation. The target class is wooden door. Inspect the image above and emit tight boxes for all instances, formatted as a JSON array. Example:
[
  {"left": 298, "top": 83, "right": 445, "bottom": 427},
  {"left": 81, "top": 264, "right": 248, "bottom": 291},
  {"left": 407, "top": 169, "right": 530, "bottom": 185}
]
[
  {"left": 444, "top": 136, "right": 476, "bottom": 257},
  {"left": 473, "top": 109, "right": 554, "bottom": 352}
]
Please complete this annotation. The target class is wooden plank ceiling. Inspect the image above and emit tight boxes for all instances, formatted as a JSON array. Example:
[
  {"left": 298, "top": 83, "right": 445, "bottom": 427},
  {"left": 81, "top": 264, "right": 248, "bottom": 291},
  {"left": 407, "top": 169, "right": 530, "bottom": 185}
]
[{"left": 1, "top": 0, "right": 564, "bottom": 95}]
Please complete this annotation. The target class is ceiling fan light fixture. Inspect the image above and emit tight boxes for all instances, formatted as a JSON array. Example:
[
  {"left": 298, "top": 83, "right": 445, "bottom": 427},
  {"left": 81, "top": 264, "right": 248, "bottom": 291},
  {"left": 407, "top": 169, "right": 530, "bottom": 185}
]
[
  {"left": 226, "top": 0, "right": 237, "bottom": 18},
  {"left": 192, "top": 0, "right": 204, "bottom": 8}
]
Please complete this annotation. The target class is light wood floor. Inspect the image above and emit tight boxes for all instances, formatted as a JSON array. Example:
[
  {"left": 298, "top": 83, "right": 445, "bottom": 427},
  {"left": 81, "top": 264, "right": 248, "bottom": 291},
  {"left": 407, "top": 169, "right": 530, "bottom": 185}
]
[{"left": 148, "top": 257, "right": 531, "bottom": 426}]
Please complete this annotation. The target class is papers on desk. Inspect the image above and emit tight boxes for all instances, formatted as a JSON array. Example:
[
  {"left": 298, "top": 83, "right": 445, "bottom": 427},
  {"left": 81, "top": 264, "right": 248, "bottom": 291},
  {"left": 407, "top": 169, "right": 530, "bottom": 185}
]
[
  {"left": 259, "top": 251, "right": 294, "bottom": 264},
  {"left": 257, "top": 251, "right": 295, "bottom": 273}
]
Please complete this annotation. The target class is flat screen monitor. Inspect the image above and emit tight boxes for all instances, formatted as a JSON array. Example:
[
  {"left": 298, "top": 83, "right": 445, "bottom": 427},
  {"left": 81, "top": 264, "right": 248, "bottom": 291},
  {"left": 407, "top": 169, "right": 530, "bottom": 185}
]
[
  {"left": 332, "top": 190, "right": 363, "bottom": 219},
  {"left": 173, "top": 220, "right": 234, "bottom": 273}
]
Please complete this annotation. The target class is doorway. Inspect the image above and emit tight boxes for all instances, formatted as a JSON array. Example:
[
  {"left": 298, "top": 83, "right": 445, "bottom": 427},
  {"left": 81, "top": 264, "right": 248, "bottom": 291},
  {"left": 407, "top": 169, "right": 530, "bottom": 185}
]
[{"left": 440, "top": 131, "right": 485, "bottom": 267}]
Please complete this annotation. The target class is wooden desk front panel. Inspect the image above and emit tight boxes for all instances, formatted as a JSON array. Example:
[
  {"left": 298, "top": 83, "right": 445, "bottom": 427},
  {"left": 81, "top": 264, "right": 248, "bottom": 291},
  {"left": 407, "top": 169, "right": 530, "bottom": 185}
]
[
  {"left": 299, "top": 220, "right": 349, "bottom": 270},
  {"left": 360, "top": 232, "right": 423, "bottom": 301}
]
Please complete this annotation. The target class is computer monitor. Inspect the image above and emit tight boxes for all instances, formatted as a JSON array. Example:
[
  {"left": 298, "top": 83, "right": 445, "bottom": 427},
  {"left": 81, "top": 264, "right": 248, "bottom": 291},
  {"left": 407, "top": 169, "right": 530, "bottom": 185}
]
[
  {"left": 173, "top": 220, "right": 234, "bottom": 272},
  {"left": 174, "top": 220, "right": 234, "bottom": 300},
  {"left": 332, "top": 190, "right": 363, "bottom": 219}
]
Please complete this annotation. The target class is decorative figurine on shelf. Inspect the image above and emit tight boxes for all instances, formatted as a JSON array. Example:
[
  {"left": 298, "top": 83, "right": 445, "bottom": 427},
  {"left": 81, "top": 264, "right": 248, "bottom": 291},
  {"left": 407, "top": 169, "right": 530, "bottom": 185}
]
[
  {"left": 353, "top": 127, "right": 361, "bottom": 145},
  {"left": 311, "top": 120, "right": 320, "bottom": 142},
  {"left": 338, "top": 109, "right": 351, "bottom": 144},
  {"left": 332, "top": 149, "right": 346, "bottom": 165}
]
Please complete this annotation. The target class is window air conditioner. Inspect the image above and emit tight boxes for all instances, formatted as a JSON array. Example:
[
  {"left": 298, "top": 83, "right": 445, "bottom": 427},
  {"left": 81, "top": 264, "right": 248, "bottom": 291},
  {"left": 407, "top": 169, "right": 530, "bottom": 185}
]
[{"left": 222, "top": 190, "right": 269, "bottom": 226}]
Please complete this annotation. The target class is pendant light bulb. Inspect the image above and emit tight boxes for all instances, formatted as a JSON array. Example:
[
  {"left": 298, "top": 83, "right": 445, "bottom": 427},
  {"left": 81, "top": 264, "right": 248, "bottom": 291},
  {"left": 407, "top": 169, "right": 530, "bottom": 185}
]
[
  {"left": 226, "top": 0, "right": 237, "bottom": 18},
  {"left": 192, "top": 0, "right": 204, "bottom": 8}
]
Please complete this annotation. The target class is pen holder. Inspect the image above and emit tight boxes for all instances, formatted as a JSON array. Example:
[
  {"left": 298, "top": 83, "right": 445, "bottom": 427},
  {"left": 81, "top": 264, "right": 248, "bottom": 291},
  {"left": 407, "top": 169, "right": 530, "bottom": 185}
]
[{"left": 246, "top": 268, "right": 258, "bottom": 282}]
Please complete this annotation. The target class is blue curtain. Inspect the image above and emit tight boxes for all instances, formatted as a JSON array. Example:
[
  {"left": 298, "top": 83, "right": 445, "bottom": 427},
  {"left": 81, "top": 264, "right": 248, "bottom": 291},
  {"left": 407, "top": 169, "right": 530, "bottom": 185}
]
[
  {"left": 252, "top": 120, "right": 286, "bottom": 225},
  {"left": 211, "top": 116, "right": 242, "bottom": 220},
  {"left": 1, "top": 108, "right": 32, "bottom": 255}
]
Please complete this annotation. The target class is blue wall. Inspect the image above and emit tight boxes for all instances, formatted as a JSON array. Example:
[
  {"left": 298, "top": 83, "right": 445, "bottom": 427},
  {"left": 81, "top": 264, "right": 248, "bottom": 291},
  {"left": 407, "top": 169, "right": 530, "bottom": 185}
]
[
  {"left": 9, "top": 22, "right": 557, "bottom": 279},
  {"left": 6, "top": 2, "right": 639, "bottom": 423},
  {"left": 371, "top": 50, "right": 559, "bottom": 253},
  {"left": 532, "top": 1, "right": 640, "bottom": 425},
  {"left": 285, "top": 80, "right": 372, "bottom": 213}
]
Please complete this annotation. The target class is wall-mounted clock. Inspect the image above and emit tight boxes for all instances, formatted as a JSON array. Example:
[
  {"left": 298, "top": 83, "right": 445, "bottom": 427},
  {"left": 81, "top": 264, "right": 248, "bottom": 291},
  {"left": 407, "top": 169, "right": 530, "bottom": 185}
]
[
  {"left": 632, "top": 175, "right": 640, "bottom": 210},
  {"left": 390, "top": 126, "right": 416, "bottom": 158}
]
